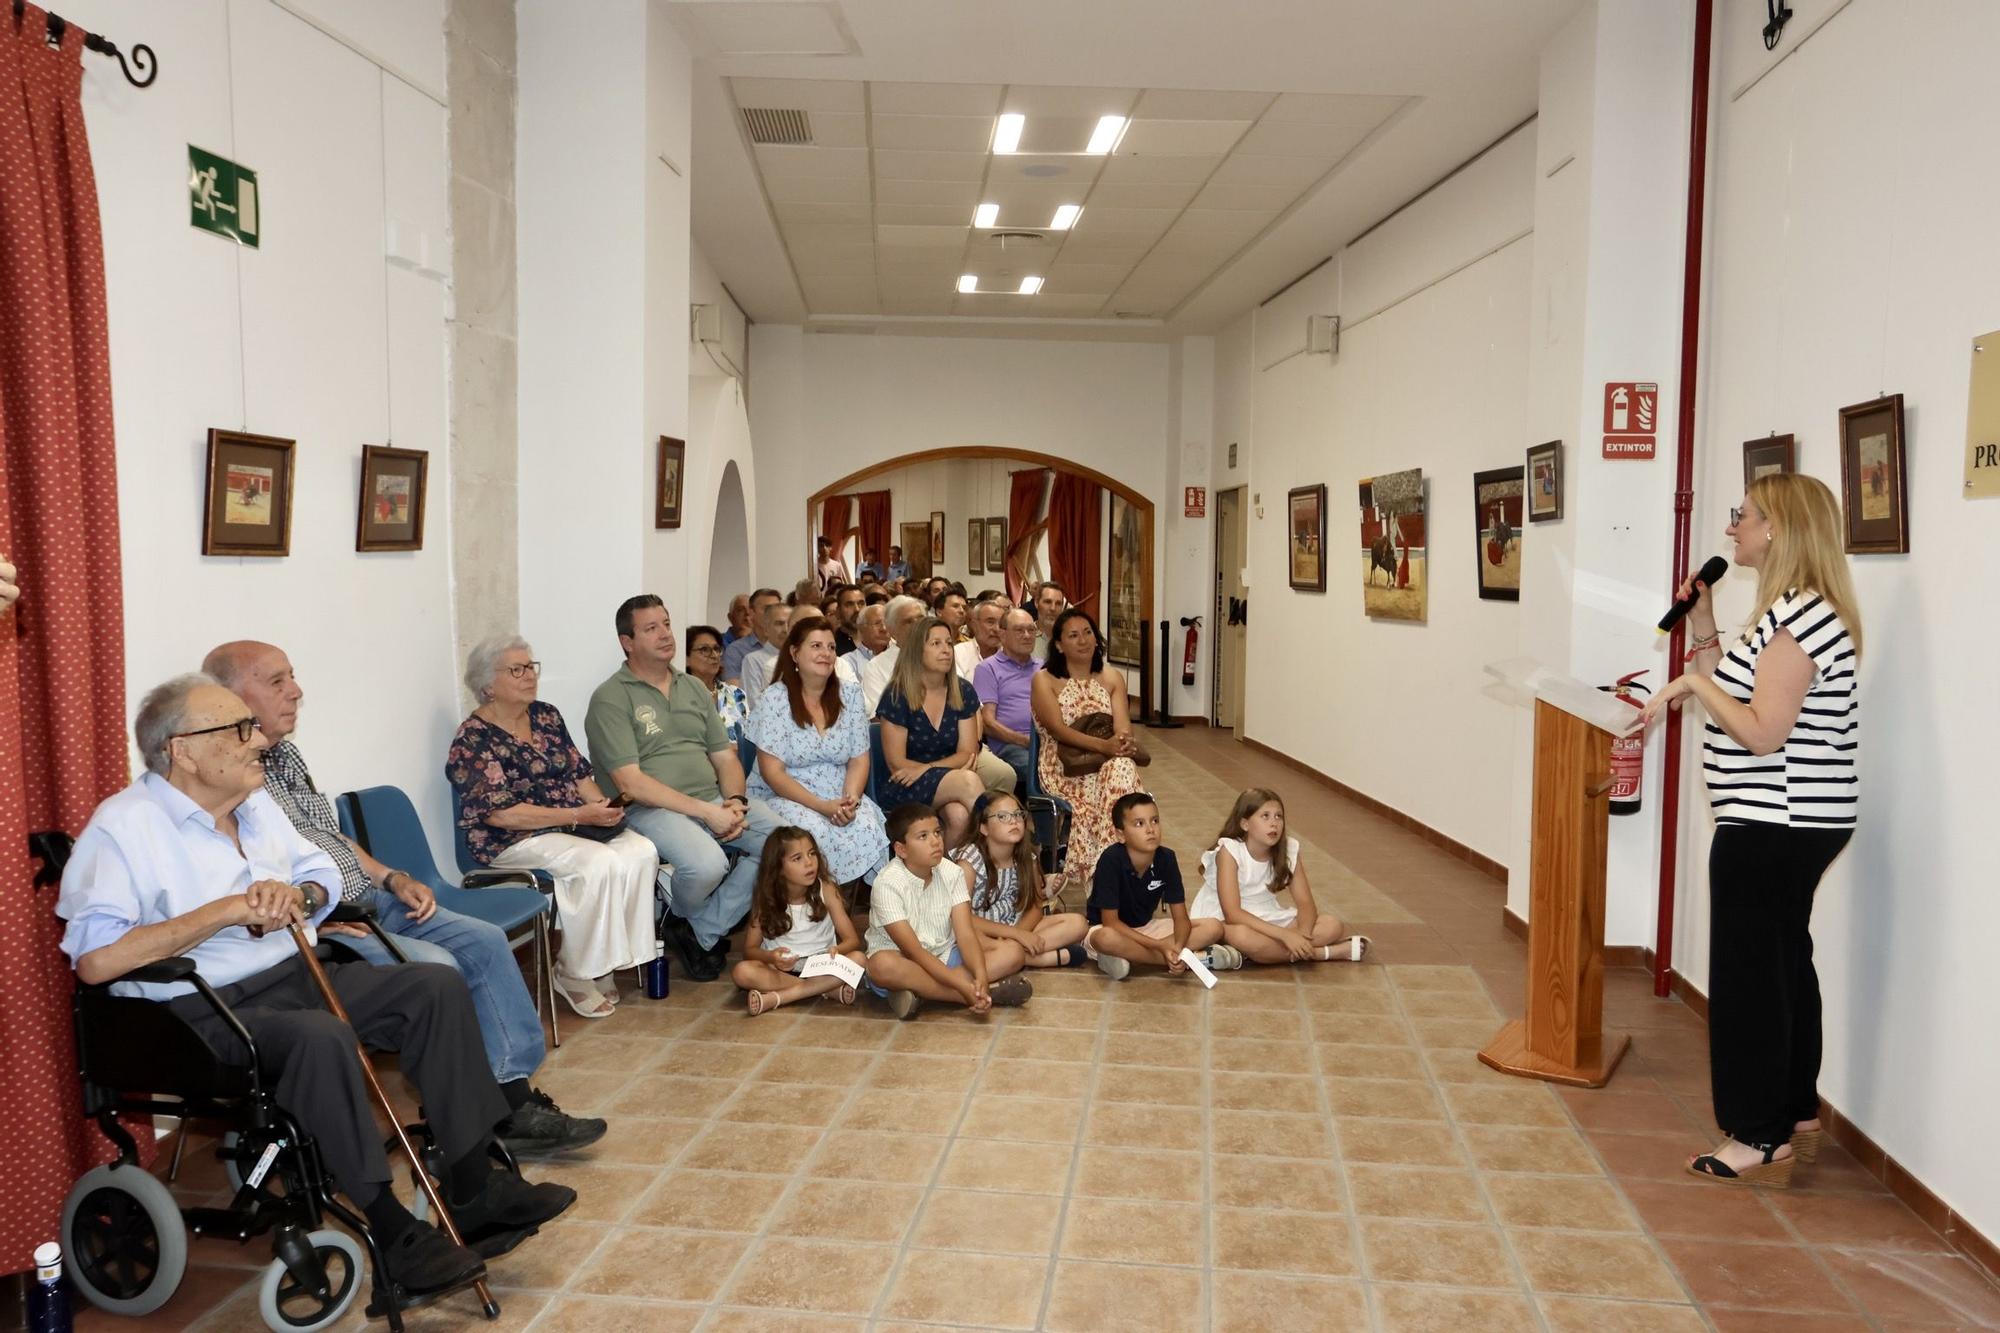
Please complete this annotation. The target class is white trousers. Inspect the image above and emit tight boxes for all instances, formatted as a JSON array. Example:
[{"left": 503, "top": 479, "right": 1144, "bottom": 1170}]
[{"left": 490, "top": 828, "right": 658, "bottom": 979}]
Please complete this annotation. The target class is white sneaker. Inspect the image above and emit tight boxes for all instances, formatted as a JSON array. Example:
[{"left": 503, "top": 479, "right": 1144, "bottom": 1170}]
[
  {"left": 1204, "top": 943, "right": 1245, "bottom": 971},
  {"left": 1095, "top": 952, "right": 1131, "bottom": 981}
]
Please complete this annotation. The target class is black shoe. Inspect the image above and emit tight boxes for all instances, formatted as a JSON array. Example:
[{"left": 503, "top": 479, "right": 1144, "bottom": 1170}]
[
  {"left": 659, "top": 911, "right": 720, "bottom": 981},
  {"left": 498, "top": 1088, "right": 608, "bottom": 1158},
  {"left": 380, "top": 1221, "right": 484, "bottom": 1295},
  {"left": 450, "top": 1169, "right": 576, "bottom": 1234},
  {"left": 464, "top": 1221, "right": 538, "bottom": 1261}
]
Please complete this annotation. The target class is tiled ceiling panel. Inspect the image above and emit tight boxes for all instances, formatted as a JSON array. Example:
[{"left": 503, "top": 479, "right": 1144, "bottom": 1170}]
[{"left": 728, "top": 76, "right": 1412, "bottom": 321}]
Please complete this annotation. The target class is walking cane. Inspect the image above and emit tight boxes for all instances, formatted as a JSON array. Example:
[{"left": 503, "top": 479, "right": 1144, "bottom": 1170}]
[{"left": 284, "top": 922, "right": 501, "bottom": 1320}]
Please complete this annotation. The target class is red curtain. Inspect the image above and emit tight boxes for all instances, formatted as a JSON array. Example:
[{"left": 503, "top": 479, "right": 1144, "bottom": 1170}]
[
  {"left": 0, "top": 9, "right": 133, "bottom": 1268},
  {"left": 1046, "top": 473, "right": 1102, "bottom": 617},
  {"left": 855, "top": 489, "right": 891, "bottom": 569},
  {"left": 820, "top": 494, "right": 850, "bottom": 548},
  {"left": 1004, "top": 468, "right": 1047, "bottom": 603}
]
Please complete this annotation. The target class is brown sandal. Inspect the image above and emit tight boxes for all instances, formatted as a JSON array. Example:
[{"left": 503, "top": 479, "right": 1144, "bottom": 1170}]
[{"left": 1791, "top": 1125, "right": 1822, "bottom": 1163}]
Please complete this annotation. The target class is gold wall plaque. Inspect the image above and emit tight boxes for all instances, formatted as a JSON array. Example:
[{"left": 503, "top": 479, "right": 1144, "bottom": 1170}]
[{"left": 1967, "top": 329, "right": 2000, "bottom": 499}]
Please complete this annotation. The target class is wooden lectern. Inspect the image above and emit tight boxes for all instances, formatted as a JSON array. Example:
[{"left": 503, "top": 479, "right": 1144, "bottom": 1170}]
[{"left": 1477, "top": 660, "right": 1632, "bottom": 1088}]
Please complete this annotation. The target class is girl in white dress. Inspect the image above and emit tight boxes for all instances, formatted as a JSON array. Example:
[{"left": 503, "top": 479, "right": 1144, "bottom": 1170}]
[
  {"left": 1193, "top": 788, "right": 1369, "bottom": 965},
  {"left": 731, "top": 827, "right": 868, "bottom": 1014},
  {"left": 952, "top": 793, "right": 1089, "bottom": 968}
]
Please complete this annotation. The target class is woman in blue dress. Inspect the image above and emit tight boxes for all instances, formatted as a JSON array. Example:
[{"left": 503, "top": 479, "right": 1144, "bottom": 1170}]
[
  {"left": 875, "top": 617, "right": 989, "bottom": 846},
  {"left": 746, "top": 616, "right": 889, "bottom": 886}
]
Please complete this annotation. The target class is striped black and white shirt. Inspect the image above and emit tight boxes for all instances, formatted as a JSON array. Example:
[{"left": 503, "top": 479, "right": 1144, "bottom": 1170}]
[{"left": 1703, "top": 589, "right": 1858, "bottom": 828}]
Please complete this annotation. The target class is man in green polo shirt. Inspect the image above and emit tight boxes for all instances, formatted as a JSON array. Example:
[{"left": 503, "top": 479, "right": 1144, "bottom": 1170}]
[{"left": 586, "top": 595, "right": 777, "bottom": 980}]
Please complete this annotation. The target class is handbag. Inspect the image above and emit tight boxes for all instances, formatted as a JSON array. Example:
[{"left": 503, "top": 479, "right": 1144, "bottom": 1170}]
[{"left": 1057, "top": 712, "right": 1150, "bottom": 776}]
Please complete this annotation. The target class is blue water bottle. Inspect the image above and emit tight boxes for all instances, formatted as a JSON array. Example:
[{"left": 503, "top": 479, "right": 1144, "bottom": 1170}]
[
  {"left": 644, "top": 940, "right": 669, "bottom": 999},
  {"left": 29, "top": 1241, "right": 72, "bottom": 1333}
]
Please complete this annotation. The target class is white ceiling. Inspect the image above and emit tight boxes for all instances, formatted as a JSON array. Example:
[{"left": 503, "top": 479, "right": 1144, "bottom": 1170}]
[{"left": 674, "top": 0, "right": 1582, "bottom": 337}]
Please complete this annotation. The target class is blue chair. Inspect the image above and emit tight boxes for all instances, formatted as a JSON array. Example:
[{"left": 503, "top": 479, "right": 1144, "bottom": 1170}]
[
  {"left": 867, "top": 722, "right": 887, "bottom": 808},
  {"left": 1024, "top": 726, "right": 1073, "bottom": 885},
  {"left": 736, "top": 732, "right": 758, "bottom": 780},
  {"left": 338, "top": 786, "right": 565, "bottom": 1048}
]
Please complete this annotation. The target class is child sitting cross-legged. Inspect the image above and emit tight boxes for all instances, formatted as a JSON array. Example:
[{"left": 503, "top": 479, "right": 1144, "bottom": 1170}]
[
  {"left": 1192, "top": 788, "right": 1370, "bottom": 965},
  {"left": 865, "top": 802, "right": 1033, "bottom": 1019},
  {"left": 1085, "top": 792, "right": 1243, "bottom": 980},
  {"left": 731, "top": 826, "right": 870, "bottom": 1015},
  {"left": 952, "top": 792, "right": 1090, "bottom": 968}
]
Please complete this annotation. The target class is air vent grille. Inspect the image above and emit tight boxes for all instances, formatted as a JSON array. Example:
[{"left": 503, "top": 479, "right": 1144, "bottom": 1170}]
[
  {"left": 742, "top": 107, "right": 813, "bottom": 146},
  {"left": 989, "top": 230, "right": 1048, "bottom": 243}
]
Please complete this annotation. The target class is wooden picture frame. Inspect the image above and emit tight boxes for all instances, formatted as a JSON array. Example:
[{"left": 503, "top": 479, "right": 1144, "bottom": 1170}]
[
  {"left": 968, "top": 519, "right": 986, "bottom": 574},
  {"left": 1838, "top": 394, "right": 1908, "bottom": 553},
  {"left": 1742, "top": 434, "right": 1796, "bottom": 489},
  {"left": 1525, "top": 440, "right": 1563, "bottom": 523},
  {"left": 655, "top": 436, "right": 685, "bottom": 529},
  {"left": 355, "top": 445, "right": 429, "bottom": 552},
  {"left": 1472, "top": 466, "right": 1523, "bottom": 602},
  {"left": 202, "top": 428, "right": 295, "bottom": 557},
  {"left": 985, "top": 516, "right": 1006, "bottom": 572},
  {"left": 929, "top": 511, "right": 945, "bottom": 568},
  {"left": 901, "top": 521, "right": 933, "bottom": 580},
  {"left": 1107, "top": 494, "right": 1145, "bottom": 665},
  {"left": 1287, "top": 484, "right": 1328, "bottom": 592}
]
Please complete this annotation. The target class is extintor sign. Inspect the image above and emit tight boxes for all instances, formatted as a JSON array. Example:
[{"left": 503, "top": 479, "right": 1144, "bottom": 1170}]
[{"left": 1603, "top": 381, "right": 1658, "bottom": 460}]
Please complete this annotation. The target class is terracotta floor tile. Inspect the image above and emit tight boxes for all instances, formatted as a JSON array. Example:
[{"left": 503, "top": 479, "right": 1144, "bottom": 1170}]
[
  {"left": 1346, "top": 1164, "right": 1490, "bottom": 1223},
  {"left": 1061, "top": 1197, "right": 1205, "bottom": 1265},
  {"left": 765, "top": 1179, "right": 924, "bottom": 1244},
  {"left": 528, "top": 1295, "right": 704, "bottom": 1332},
  {"left": 1210, "top": 1154, "right": 1345, "bottom": 1212},
  {"left": 1442, "top": 1080, "right": 1570, "bottom": 1127},
  {"left": 1044, "top": 1260, "right": 1205, "bottom": 1332},
  {"left": 1210, "top": 1272, "right": 1368, "bottom": 1331},
  {"left": 572, "top": 1227, "right": 751, "bottom": 1302},
  {"left": 806, "top": 1129, "right": 948, "bottom": 1183},
  {"left": 628, "top": 1170, "right": 787, "bottom": 1231},
  {"left": 531, "top": 1161, "right": 666, "bottom": 1223},
  {"left": 1704, "top": 1310, "right": 1874, "bottom": 1332},
  {"left": 1358, "top": 1218, "right": 1516, "bottom": 1288},
  {"left": 1484, "top": 1173, "right": 1639, "bottom": 1231},
  {"left": 1093, "top": 1062, "right": 1204, "bottom": 1107},
  {"left": 1660, "top": 1238, "right": 1859, "bottom": 1314},
  {"left": 937, "top": 1136, "right": 1074, "bottom": 1193},
  {"left": 1399, "top": 988, "right": 1501, "bottom": 1019},
  {"left": 1210, "top": 1071, "right": 1320, "bottom": 1113},
  {"left": 586, "top": 1114, "right": 704, "bottom": 1166},
  {"left": 992, "top": 1025, "right": 1099, "bottom": 1063},
  {"left": 886, "top": 1019, "right": 999, "bottom": 1056},
  {"left": 868, "top": 1052, "right": 982, "bottom": 1093},
  {"left": 1559, "top": 1088, "right": 1708, "bottom": 1137},
  {"left": 832, "top": 1088, "right": 963, "bottom": 1134},
  {"left": 979, "top": 1056, "right": 1095, "bottom": 1100},
  {"left": 1301, "top": 984, "right": 1402, "bottom": 1015},
  {"left": 1212, "top": 1206, "right": 1356, "bottom": 1275},
  {"left": 1324, "top": 1076, "right": 1447, "bottom": 1121},
  {"left": 956, "top": 1093, "right": 1086, "bottom": 1143},
  {"left": 607, "top": 1072, "right": 736, "bottom": 1118},
  {"left": 644, "top": 1039, "right": 772, "bottom": 1079},
  {"left": 1072, "top": 1145, "right": 1206, "bottom": 1202},
  {"left": 1510, "top": 1229, "right": 1687, "bottom": 1300},
  {"left": 1374, "top": 1283, "right": 1538, "bottom": 1332},
  {"left": 1209, "top": 1036, "right": 1316, "bottom": 1073},
  {"left": 1212, "top": 1007, "right": 1307, "bottom": 1041},
  {"left": 1335, "top": 1117, "right": 1468, "bottom": 1168},
  {"left": 880, "top": 1249, "right": 1050, "bottom": 1328},
  {"left": 907, "top": 1187, "right": 1064, "bottom": 1254},
  {"left": 1620, "top": 1180, "right": 1790, "bottom": 1241},
  {"left": 1081, "top": 1101, "right": 1205, "bottom": 1148},
  {"left": 702, "top": 1312, "right": 863, "bottom": 1333},
  {"left": 1590, "top": 1129, "right": 1710, "bottom": 1184},
  {"left": 1317, "top": 1041, "right": 1427, "bottom": 1079},
  {"left": 1768, "top": 1189, "right": 1954, "bottom": 1252},
  {"left": 1101, "top": 1030, "right": 1204, "bottom": 1067},
  {"left": 1210, "top": 1108, "right": 1332, "bottom": 1158},
  {"left": 1103, "top": 1001, "right": 1202, "bottom": 1035},
  {"left": 1820, "top": 1249, "right": 2000, "bottom": 1326},
  {"left": 781, "top": 1013, "right": 897, "bottom": 1050},
  {"left": 1016, "top": 996, "right": 1112, "bottom": 1030},
  {"left": 750, "top": 1046, "right": 879, "bottom": 1084},
  {"left": 716, "top": 1080, "right": 850, "bottom": 1127},
  {"left": 675, "top": 1124, "right": 821, "bottom": 1176},
  {"left": 1538, "top": 1294, "right": 1708, "bottom": 1331},
  {"left": 718, "top": 1237, "right": 897, "bottom": 1315}
]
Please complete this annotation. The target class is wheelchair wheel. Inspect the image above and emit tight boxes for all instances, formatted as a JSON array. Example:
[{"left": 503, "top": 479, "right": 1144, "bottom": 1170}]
[
  {"left": 61, "top": 1164, "right": 189, "bottom": 1316},
  {"left": 257, "top": 1228, "right": 362, "bottom": 1331}
]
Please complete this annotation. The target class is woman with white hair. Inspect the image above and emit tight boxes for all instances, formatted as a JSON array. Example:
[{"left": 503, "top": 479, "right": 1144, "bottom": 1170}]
[{"left": 446, "top": 635, "right": 658, "bottom": 1019}]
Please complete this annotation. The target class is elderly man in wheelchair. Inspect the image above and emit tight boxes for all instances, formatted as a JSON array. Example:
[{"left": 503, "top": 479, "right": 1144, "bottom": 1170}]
[{"left": 56, "top": 674, "right": 576, "bottom": 1326}]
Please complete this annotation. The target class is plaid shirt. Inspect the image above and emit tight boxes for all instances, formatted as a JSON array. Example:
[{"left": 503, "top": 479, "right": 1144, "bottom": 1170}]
[{"left": 261, "top": 740, "right": 372, "bottom": 902}]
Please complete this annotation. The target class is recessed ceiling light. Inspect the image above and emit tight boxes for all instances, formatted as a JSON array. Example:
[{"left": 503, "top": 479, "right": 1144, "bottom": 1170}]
[
  {"left": 992, "top": 113, "right": 1024, "bottom": 155},
  {"left": 973, "top": 202, "right": 999, "bottom": 229},
  {"left": 1049, "top": 205, "right": 1082, "bottom": 231},
  {"left": 1086, "top": 115, "right": 1127, "bottom": 155},
  {"left": 1018, "top": 276, "right": 1043, "bottom": 295},
  {"left": 957, "top": 274, "right": 979, "bottom": 293}
]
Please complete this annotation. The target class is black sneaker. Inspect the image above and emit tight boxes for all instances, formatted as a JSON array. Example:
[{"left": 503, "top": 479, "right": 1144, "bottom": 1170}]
[
  {"left": 450, "top": 1170, "right": 576, "bottom": 1234},
  {"left": 659, "top": 910, "right": 721, "bottom": 981},
  {"left": 497, "top": 1088, "right": 608, "bottom": 1158},
  {"left": 380, "top": 1221, "right": 484, "bottom": 1295}
]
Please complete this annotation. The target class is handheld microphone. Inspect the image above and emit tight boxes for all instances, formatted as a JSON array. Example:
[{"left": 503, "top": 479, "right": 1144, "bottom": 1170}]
[{"left": 1657, "top": 556, "right": 1729, "bottom": 633}]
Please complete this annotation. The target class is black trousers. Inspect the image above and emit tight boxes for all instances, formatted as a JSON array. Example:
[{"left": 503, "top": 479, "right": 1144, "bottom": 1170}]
[
  {"left": 170, "top": 956, "right": 509, "bottom": 1198},
  {"left": 1706, "top": 821, "right": 1851, "bottom": 1146}
]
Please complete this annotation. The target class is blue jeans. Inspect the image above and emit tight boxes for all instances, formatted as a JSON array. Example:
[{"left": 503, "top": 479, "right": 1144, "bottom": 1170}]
[
  {"left": 989, "top": 742, "right": 1031, "bottom": 796},
  {"left": 624, "top": 798, "right": 778, "bottom": 950},
  {"left": 330, "top": 886, "right": 546, "bottom": 1084}
]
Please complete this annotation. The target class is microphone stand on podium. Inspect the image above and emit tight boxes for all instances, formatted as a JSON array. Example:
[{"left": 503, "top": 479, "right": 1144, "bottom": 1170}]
[{"left": 1477, "top": 659, "right": 1634, "bottom": 1087}]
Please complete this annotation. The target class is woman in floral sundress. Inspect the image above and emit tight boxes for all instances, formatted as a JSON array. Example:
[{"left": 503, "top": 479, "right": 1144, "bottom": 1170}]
[{"left": 1031, "top": 608, "right": 1142, "bottom": 886}]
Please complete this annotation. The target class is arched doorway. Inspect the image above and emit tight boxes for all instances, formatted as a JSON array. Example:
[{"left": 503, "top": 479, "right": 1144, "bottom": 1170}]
[
  {"left": 806, "top": 446, "right": 1155, "bottom": 659},
  {"left": 707, "top": 459, "right": 749, "bottom": 625}
]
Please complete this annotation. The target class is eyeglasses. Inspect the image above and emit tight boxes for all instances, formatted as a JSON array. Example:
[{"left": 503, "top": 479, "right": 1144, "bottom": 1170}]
[
  {"left": 986, "top": 810, "right": 1026, "bottom": 824},
  {"left": 502, "top": 661, "right": 543, "bottom": 678},
  {"left": 173, "top": 716, "right": 261, "bottom": 744},
  {"left": 1729, "top": 508, "right": 1743, "bottom": 526},
  {"left": 688, "top": 644, "right": 723, "bottom": 655}
]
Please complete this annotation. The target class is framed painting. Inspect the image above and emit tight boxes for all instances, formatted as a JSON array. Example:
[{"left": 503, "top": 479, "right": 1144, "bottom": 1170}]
[
  {"left": 1287, "top": 484, "right": 1327, "bottom": 592},
  {"left": 1107, "top": 493, "right": 1144, "bottom": 664},
  {"left": 929, "top": 511, "right": 945, "bottom": 568},
  {"left": 1472, "top": 466, "right": 1523, "bottom": 602},
  {"left": 968, "top": 518, "right": 986, "bottom": 574},
  {"left": 1838, "top": 395, "right": 1908, "bottom": 553},
  {"left": 901, "top": 521, "right": 933, "bottom": 580},
  {"left": 203, "top": 428, "right": 295, "bottom": 557},
  {"left": 1525, "top": 440, "right": 1562, "bottom": 523},
  {"left": 656, "top": 436, "right": 685, "bottom": 529},
  {"left": 1358, "top": 468, "right": 1426, "bottom": 621},
  {"left": 986, "top": 516, "right": 1006, "bottom": 573},
  {"left": 356, "top": 445, "right": 428, "bottom": 552},
  {"left": 1742, "top": 434, "right": 1796, "bottom": 489}
]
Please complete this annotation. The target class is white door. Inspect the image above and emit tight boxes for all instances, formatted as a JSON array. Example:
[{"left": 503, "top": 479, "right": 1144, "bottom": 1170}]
[{"left": 1214, "top": 487, "right": 1248, "bottom": 735}]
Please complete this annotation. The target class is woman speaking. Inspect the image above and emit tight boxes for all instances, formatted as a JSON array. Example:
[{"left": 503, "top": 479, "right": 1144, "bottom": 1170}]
[{"left": 1639, "top": 473, "right": 1861, "bottom": 1187}]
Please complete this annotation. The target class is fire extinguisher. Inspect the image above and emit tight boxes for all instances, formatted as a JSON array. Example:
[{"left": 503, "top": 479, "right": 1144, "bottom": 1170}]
[
  {"left": 1180, "top": 616, "right": 1200, "bottom": 687},
  {"left": 1599, "top": 670, "right": 1651, "bottom": 817}
]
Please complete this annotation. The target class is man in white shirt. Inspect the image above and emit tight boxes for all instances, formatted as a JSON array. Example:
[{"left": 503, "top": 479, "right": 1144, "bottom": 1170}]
[
  {"left": 1032, "top": 579, "right": 1067, "bottom": 661},
  {"left": 58, "top": 675, "right": 574, "bottom": 1291},
  {"left": 737, "top": 597, "right": 793, "bottom": 700},
  {"left": 841, "top": 601, "right": 892, "bottom": 682},
  {"left": 862, "top": 594, "right": 929, "bottom": 715},
  {"left": 954, "top": 595, "right": 1006, "bottom": 680}
]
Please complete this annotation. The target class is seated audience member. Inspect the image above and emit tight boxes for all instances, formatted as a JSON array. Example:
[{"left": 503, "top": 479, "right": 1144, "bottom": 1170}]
[
  {"left": 721, "top": 592, "right": 754, "bottom": 648},
  {"left": 861, "top": 593, "right": 929, "bottom": 714},
  {"left": 1085, "top": 792, "right": 1236, "bottom": 980},
  {"left": 790, "top": 577, "right": 823, "bottom": 610},
  {"left": 975, "top": 608, "right": 1043, "bottom": 794},
  {"left": 876, "top": 618, "right": 1016, "bottom": 846},
  {"left": 816, "top": 536, "right": 851, "bottom": 591},
  {"left": 746, "top": 618, "right": 890, "bottom": 889},
  {"left": 724, "top": 587, "right": 781, "bottom": 683},
  {"left": 1032, "top": 579, "right": 1067, "bottom": 660},
  {"left": 831, "top": 581, "right": 865, "bottom": 656},
  {"left": 841, "top": 601, "right": 891, "bottom": 681},
  {"left": 1032, "top": 608, "right": 1142, "bottom": 884},
  {"left": 1193, "top": 788, "right": 1369, "bottom": 965},
  {"left": 732, "top": 827, "right": 868, "bottom": 1015},
  {"left": 856, "top": 550, "right": 884, "bottom": 582},
  {"left": 954, "top": 793, "right": 1087, "bottom": 967},
  {"left": 449, "top": 638, "right": 658, "bottom": 1020},
  {"left": 60, "top": 674, "right": 574, "bottom": 1292},
  {"left": 587, "top": 595, "right": 777, "bottom": 981},
  {"left": 739, "top": 595, "right": 795, "bottom": 701},
  {"left": 884, "top": 576, "right": 906, "bottom": 596},
  {"left": 954, "top": 595, "right": 1005, "bottom": 679},
  {"left": 864, "top": 803, "right": 1030, "bottom": 1019},
  {"left": 937, "top": 589, "right": 971, "bottom": 643},
  {"left": 684, "top": 623, "right": 752, "bottom": 741},
  {"left": 926, "top": 577, "right": 952, "bottom": 609},
  {"left": 205, "top": 641, "right": 601, "bottom": 1155},
  {"left": 882, "top": 544, "right": 911, "bottom": 584},
  {"left": 863, "top": 585, "right": 889, "bottom": 606}
]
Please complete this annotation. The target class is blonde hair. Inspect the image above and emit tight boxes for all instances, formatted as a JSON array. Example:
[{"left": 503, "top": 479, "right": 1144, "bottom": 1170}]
[
  {"left": 1211, "top": 788, "right": 1293, "bottom": 893},
  {"left": 1740, "top": 473, "right": 1863, "bottom": 660},
  {"left": 889, "top": 616, "right": 964, "bottom": 712}
]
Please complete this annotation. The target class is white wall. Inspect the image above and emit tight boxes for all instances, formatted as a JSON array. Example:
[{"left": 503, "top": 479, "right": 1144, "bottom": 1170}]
[
  {"left": 1677, "top": 0, "right": 2000, "bottom": 1243},
  {"left": 76, "top": 0, "right": 461, "bottom": 863}
]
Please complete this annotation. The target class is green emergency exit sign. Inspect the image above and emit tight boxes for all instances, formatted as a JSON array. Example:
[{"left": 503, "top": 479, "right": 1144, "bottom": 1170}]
[{"left": 188, "top": 145, "right": 259, "bottom": 248}]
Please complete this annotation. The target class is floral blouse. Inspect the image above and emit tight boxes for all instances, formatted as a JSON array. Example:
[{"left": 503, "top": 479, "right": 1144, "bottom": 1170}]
[
  {"left": 446, "top": 700, "right": 593, "bottom": 865},
  {"left": 712, "top": 680, "right": 752, "bottom": 741}
]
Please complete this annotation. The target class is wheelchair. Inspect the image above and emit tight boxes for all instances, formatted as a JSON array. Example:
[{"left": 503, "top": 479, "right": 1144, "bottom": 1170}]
[{"left": 50, "top": 836, "right": 507, "bottom": 1331}]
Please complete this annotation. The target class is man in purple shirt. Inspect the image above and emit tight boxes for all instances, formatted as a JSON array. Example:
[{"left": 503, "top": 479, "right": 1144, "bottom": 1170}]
[{"left": 974, "top": 608, "right": 1043, "bottom": 793}]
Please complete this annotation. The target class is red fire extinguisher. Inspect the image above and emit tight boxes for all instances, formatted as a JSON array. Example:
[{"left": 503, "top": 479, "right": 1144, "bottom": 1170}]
[
  {"left": 1599, "top": 670, "right": 1651, "bottom": 817},
  {"left": 1181, "top": 616, "right": 1200, "bottom": 687}
]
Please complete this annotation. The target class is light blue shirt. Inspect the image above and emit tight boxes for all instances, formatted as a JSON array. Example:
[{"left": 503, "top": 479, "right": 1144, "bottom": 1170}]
[
  {"left": 740, "top": 644, "right": 780, "bottom": 701},
  {"left": 58, "top": 773, "right": 339, "bottom": 999},
  {"left": 723, "top": 634, "right": 762, "bottom": 683}
]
